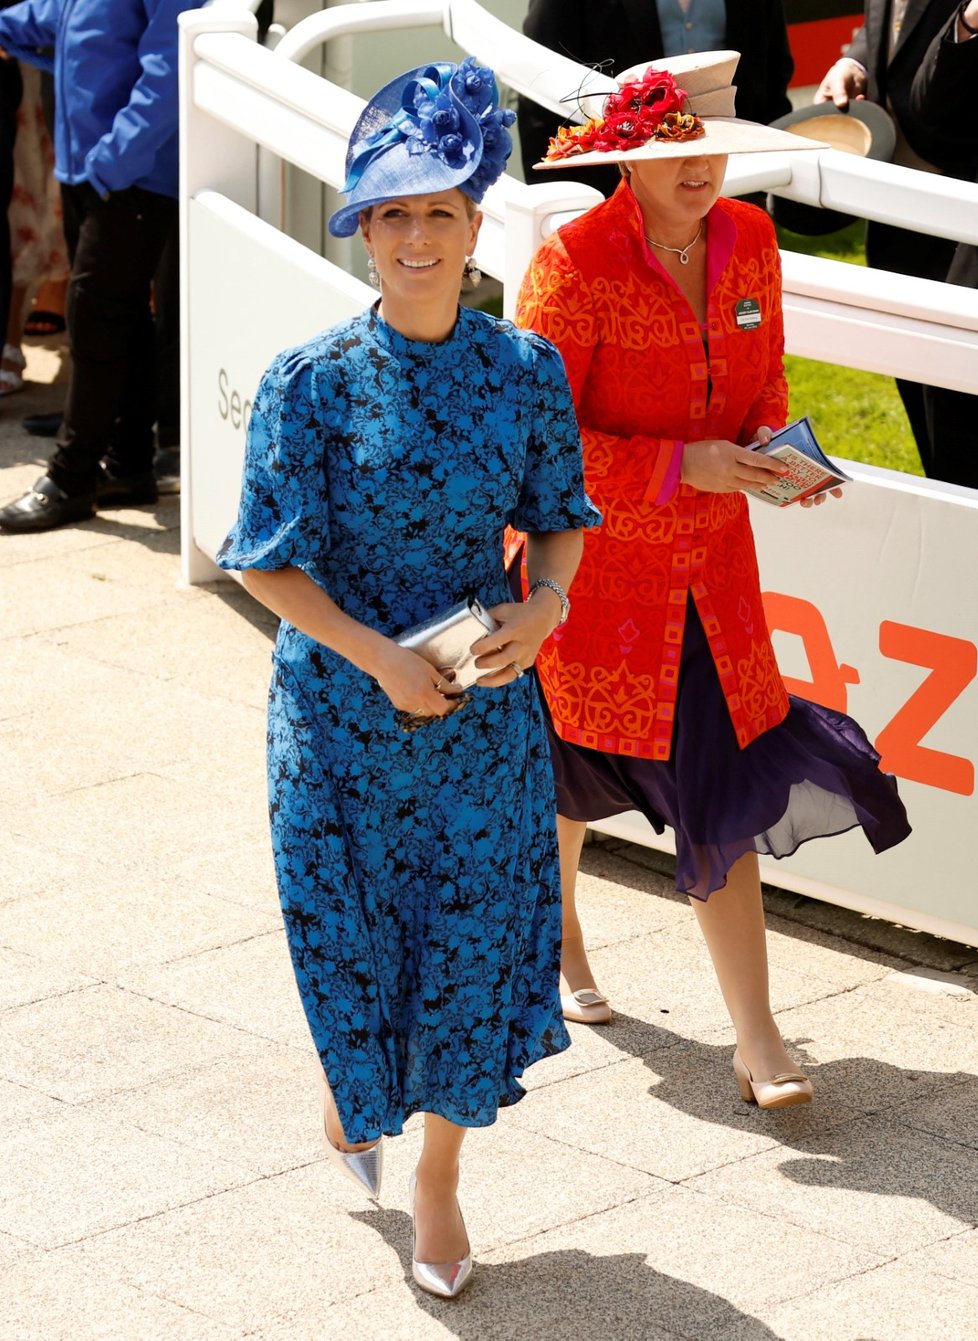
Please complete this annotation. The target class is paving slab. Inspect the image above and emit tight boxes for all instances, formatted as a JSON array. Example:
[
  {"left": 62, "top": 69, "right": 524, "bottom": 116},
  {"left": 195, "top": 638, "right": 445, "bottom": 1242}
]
[
  {"left": 1, "top": 982, "right": 265, "bottom": 1104},
  {"left": 898, "top": 1225, "right": 978, "bottom": 1286},
  {"left": 0, "top": 944, "right": 98, "bottom": 1010},
  {"left": 60, "top": 1162, "right": 413, "bottom": 1332},
  {"left": 0, "top": 1252, "right": 243, "bottom": 1341},
  {"left": 0, "top": 879, "right": 277, "bottom": 977},
  {"left": 1, "top": 535, "right": 177, "bottom": 639},
  {"left": 690, "top": 1113, "right": 978, "bottom": 1257},
  {"left": 476, "top": 1184, "right": 881, "bottom": 1341},
  {"left": 586, "top": 922, "right": 842, "bottom": 1045},
  {"left": 262, "top": 1269, "right": 683, "bottom": 1341},
  {"left": 0, "top": 1078, "right": 68, "bottom": 1128},
  {"left": 167, "top": 833, "right": 279, "bottom": 914},
  {"left": 32, "top": 580, "right": 276, "bottom": 712},
  {"left": 116, "top": 930, "right": 310, "bottom": 1048},
  {"left": 7, "top": 770, "right": 260, "bottom": 878},
  {"left": 756, "top": 979, "right": 978, "bottom": 1114},
  {"left": 511, "top": 1047, "right": 866, "bottom": 1185},
  {"left": 0, "top": 1106, "right": 254, "bottom": 1249},
  {"left": 727, "top": 1257, "right": 978, "bottom": 1341},
  {"left": 79, "top": 1043, "right": 328, "bottom": 1179}
]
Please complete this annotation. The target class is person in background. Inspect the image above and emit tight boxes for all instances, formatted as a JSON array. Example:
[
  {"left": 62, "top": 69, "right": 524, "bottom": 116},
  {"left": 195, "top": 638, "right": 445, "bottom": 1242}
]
[
  {"left": 0, "top": 0, "right": 208, "bottom": 534},
  {"left": 4, "top": 62, "right": 70, "bottom": 399},
  {"left": 219, "top": 58, "right": 598, "bottom": 1297},
  {"left": 910, "top": 0, "right": 978, "bottom": 488},
  {"left": 515, "top": 53, "right": 911, "bottom": 1099},
  {"left": 814, "top": 0, "right": 977, "bottom": 478},
  {"left": 0, "top": 3, "right": 22, "bottom": 397},
  {"left": 517, "top": 0, "right": 793, "bottom": 196}
]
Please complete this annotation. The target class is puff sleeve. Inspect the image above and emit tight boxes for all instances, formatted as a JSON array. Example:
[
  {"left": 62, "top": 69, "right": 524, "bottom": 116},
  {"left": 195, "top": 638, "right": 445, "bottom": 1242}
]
[
  {"left": 508, "top": 333, "right": 602, "bottom": 535},
  {"left": 217, "top": 349, "right": 331, "bottom": 572}
]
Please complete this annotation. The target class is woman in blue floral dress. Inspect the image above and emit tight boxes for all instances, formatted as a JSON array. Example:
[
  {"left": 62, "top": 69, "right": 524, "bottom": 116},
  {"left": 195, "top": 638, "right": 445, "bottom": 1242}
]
[{"left": 219, "top": 59, "right": 599, "bottom": 1298}]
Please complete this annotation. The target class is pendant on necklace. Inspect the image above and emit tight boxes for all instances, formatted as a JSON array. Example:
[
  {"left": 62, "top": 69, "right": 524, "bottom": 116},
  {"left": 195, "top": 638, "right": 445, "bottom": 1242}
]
[{"left": 679, "top": 252, "right": 690, "bottom": 266}]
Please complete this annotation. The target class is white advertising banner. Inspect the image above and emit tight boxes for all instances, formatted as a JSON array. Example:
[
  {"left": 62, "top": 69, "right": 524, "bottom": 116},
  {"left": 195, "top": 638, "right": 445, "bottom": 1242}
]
[{"left": 596, "top": 473, "right": 978, "bottom": 945}]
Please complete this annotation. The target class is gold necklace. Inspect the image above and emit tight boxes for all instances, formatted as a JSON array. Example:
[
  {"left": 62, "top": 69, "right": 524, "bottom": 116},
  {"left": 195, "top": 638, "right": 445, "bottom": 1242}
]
[{"left": 644, "top": 221, "right": 703, "bottom": 266}]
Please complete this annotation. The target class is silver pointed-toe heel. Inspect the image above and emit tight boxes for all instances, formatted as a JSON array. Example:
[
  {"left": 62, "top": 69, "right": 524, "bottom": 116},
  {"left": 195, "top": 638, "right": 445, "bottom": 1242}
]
[
  {"left": 324, "top": 1131, "right": 384, "bottom": 1198},
  {"left": 321, "top": 1078, "right": 383, "bottom": 1198},
  {"left": 409, "top": 1171, "right": 473, "bottom": 1299}
]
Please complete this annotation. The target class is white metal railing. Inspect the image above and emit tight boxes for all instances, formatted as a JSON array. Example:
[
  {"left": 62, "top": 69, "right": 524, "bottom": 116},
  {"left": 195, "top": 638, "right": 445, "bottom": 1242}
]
[
  {"left": 179, "top": 1, "right": 978, "bottom": 948},
  {"left": 191, "top": 0, "right": 978, "bottom": 394}
]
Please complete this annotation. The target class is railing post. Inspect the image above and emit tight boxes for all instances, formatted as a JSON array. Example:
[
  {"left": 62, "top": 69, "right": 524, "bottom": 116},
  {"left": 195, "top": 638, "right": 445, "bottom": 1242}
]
[{"left": 179, "top": 6, "right": 259, "bottom": 586}]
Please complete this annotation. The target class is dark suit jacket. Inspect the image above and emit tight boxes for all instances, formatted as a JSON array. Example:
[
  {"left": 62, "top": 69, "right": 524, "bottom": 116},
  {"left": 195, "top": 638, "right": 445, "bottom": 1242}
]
[
  {"left": 911, "top": 11, "right": 978, "bottom": 289},
  {"left": 846, "top": 0, "right": 973, "bottom": 172},
  {"left": 516, "top": 0, "right": 793, "bottom": 192},
  {"left": 845, "top": 0, "right": 974, "bottom": 278}
]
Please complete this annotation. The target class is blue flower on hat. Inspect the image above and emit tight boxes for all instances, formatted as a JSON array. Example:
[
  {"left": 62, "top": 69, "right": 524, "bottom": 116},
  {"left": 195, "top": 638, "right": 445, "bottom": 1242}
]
[{"left": 328, "top": 56, "right": 515, "bottom": 238}]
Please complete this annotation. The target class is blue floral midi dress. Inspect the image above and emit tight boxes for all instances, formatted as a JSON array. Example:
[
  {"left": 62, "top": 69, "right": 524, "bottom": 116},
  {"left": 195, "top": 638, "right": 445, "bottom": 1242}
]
[{"left": 219, "top": 305, "right": 599, "bottom": 1143}]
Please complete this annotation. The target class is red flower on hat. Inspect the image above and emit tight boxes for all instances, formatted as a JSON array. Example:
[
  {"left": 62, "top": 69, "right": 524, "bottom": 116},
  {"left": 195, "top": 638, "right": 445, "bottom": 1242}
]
[{"left": 545, "top": 68, "right": 705, "bottom": 162}]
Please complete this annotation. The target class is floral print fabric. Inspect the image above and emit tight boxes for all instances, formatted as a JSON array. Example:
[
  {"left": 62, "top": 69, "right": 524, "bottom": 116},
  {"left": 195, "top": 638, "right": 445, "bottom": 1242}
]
[{"left": 219, "top": 305, "right": 598, "bottom": 1141}]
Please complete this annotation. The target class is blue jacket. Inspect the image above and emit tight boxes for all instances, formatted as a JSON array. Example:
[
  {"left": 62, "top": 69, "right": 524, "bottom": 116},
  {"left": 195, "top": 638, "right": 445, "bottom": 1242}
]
[{"left": 0, "top": 0, "right": 207, "bottom": 198}]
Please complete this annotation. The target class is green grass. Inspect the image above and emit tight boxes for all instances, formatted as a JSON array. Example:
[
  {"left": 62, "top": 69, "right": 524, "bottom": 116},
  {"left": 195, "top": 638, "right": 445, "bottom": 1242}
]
[{"left": 776, "top": 221, "right": 923, "bottom": 476}]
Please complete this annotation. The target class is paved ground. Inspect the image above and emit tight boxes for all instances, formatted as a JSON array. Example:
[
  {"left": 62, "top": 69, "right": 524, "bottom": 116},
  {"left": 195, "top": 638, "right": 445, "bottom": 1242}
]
[{"left": 3, "top": 342, "right": 978, "bottom": 1340}]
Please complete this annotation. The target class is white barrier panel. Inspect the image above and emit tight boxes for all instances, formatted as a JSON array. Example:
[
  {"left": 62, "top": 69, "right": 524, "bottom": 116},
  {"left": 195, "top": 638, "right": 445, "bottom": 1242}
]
[
  {"left": 187, "top": 191, "right": 373, "bottom": 562},
  {"left": 593, "top": 471, "right": 978, "bottom": 945}
]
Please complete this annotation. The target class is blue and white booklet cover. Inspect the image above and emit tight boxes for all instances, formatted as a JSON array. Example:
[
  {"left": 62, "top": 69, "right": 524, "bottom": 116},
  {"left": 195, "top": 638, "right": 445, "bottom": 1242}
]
[{"left": 746, "top": 417, "right": 851, "bottom": 507}]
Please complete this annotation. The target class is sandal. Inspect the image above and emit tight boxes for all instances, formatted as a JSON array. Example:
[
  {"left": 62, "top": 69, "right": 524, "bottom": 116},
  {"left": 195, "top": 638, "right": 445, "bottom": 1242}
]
[
  {"left": 23, "top": 309, "right": 66, "bottom": 337},
  {"left": 0, "top": 343, "right": 25, "bottom": 397}
]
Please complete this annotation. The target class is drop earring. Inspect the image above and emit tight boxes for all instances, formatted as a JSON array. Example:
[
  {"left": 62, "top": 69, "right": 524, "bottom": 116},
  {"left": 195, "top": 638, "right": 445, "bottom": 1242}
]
[
  {"left": 367, "top": 255, "right": 380, "bottom": 289},
  {"left": 462, "top": 256, "right": 482, "bottom": 290}
]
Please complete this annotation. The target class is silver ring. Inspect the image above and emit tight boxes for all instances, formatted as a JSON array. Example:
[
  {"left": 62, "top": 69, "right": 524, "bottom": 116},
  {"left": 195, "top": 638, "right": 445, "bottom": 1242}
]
[
  {"left": 509, "top": 662, "right": 524, "bottom": 678},
  {"left": 434, "top": 679, "right": 446, "bottom": 692}
]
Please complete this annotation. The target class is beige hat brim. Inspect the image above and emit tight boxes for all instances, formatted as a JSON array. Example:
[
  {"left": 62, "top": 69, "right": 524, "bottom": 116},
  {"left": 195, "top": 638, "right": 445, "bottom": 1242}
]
[{"left": 534, "top": 116, "right": 819, "bottom": 170}]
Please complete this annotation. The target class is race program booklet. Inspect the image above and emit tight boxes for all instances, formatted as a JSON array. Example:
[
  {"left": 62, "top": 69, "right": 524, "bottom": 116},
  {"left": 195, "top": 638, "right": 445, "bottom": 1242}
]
[{"left": 745, "top": 417, "right": 851, "bottom": 507}]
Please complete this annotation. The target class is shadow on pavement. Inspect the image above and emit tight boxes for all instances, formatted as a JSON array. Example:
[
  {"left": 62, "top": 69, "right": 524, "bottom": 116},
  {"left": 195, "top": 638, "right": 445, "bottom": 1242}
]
[{"left": 350, "top": 1207, "right": 787, "bottom": 1339}]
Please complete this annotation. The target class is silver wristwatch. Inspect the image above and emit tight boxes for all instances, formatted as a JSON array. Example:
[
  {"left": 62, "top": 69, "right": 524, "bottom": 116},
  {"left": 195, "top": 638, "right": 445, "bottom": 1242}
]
[{"left": 529, "top": 577, "right": 571, "bottom": 626}]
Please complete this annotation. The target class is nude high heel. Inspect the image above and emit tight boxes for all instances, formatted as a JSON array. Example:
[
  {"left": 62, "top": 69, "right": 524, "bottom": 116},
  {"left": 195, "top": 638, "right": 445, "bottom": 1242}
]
[
  {"left": 560, "top": 987, "right": 612, "bottom": 1025},
  {"left": 732, "top": 1049, "right": 813, "bottom": 1109}
]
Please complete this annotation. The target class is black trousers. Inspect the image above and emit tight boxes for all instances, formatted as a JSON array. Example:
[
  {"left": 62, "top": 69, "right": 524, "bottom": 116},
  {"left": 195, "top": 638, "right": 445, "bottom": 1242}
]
[
  {"left": 865, "top": 221, "right": 958, "bottom": 477},
  {"left": 48, "top": 183, "right": 177, "bottom": 496}
]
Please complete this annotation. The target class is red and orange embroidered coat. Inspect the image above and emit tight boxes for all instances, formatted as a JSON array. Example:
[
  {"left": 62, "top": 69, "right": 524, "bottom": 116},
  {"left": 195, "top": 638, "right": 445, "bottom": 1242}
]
[{"left": 516, "top": 184, "right": 791, "bottom": 760}]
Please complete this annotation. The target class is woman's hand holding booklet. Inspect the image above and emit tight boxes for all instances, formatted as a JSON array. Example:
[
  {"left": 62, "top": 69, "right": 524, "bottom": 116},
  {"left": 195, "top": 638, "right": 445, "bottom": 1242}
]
[{"left": 746, "top": 418, "right": 849, "bottom": 507}]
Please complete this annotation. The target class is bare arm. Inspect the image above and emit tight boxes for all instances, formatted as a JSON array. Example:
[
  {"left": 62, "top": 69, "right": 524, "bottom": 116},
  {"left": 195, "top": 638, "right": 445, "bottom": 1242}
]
[{"left": 240, "top": 566, "right": 459, "bottom": 720}]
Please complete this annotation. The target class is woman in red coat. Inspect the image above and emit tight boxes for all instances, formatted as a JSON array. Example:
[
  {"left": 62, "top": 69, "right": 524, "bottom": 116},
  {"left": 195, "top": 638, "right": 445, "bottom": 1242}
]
[{"left": 517, "top": 52, "right": 910, "bottom": 1106}]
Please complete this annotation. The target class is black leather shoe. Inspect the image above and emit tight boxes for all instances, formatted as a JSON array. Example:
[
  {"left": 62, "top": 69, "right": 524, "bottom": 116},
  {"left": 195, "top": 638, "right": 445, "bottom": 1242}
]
[
  {"left": 21, "top": 411, "right": 64, "bottom": 437},
  {"left": 96, "top": 462, "right": 158, "bottom": 506},
  {"left": 0, "top": 475, "right": 96, "bottom": 532},
  {"left": 153, "top": 446, "right": 180, "bottom": 496}
]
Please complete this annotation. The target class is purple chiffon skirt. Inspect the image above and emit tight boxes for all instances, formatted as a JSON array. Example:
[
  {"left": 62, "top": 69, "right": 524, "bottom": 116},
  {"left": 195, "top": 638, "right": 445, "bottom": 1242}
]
[{"left": 544, "top": 600, "right": 911, "bottom": 899}]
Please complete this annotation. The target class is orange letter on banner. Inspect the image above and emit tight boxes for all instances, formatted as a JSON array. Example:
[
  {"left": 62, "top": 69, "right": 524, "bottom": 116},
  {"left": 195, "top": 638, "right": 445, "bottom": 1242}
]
[
  {"left": 762, "top": 593, "right": 860, "bottom": 712},
  {"left": 876, "top": 623, "right": 976, "bottom": 795}
]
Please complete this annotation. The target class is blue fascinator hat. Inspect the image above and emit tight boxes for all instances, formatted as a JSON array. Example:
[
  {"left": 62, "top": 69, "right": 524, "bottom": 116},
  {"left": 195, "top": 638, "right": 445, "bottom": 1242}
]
[{"left": 327, "top": 56, "right": 516, "bottom": 238}]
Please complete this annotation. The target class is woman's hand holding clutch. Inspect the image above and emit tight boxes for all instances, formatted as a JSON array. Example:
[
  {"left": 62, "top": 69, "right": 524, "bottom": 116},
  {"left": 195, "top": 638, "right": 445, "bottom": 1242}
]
[
  {"left": 472, "top": 597, "right": 558, "bottom": 686},
  {"left": 373, "top": 641, "right": 468, "bottom": 722}
]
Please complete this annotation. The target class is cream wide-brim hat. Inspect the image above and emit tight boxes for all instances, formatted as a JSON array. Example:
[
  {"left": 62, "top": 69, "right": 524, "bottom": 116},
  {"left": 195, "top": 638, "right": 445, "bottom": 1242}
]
[{"left": 534, "top": 51, "right": 819, "bottom": 169}]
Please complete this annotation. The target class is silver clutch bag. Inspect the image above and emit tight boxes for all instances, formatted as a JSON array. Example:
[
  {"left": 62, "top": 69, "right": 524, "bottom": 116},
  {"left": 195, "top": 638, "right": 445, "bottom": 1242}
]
[{"left": 394, "top": 595, "right": 500, "bottom": 690}]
